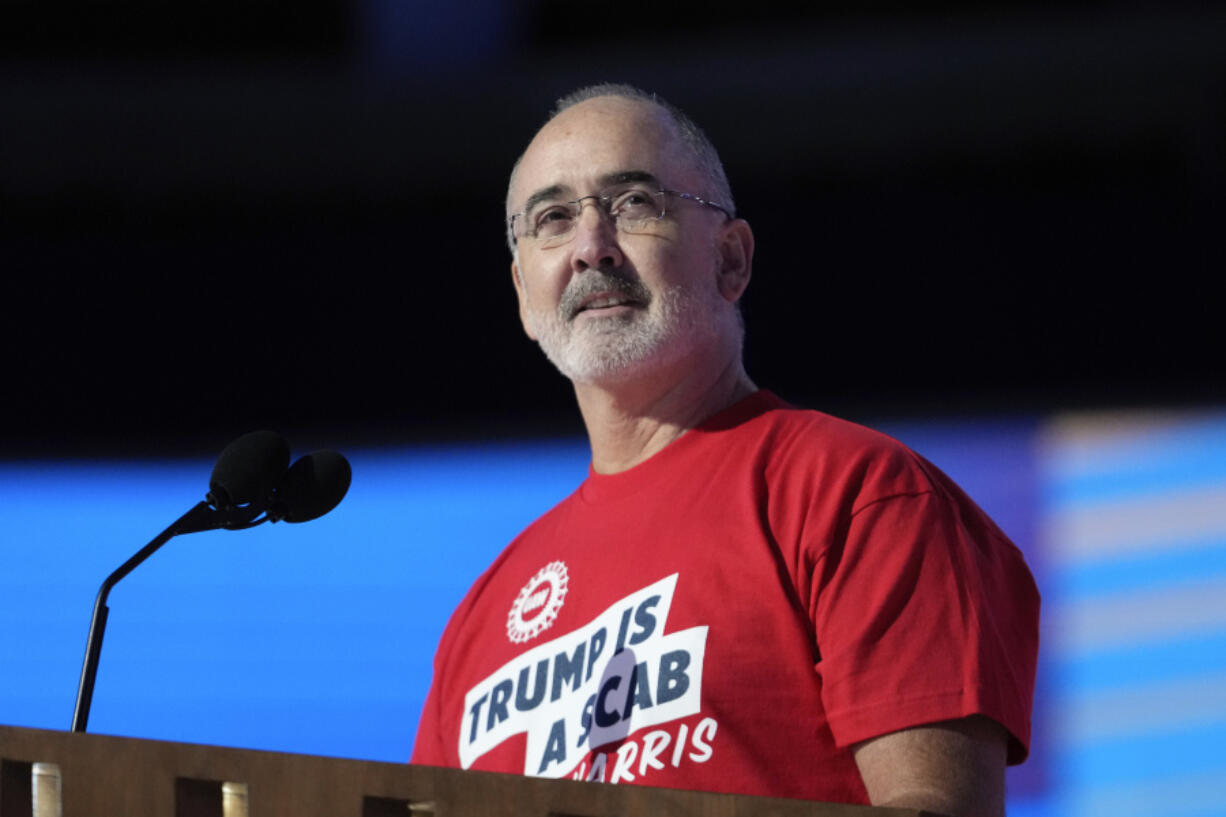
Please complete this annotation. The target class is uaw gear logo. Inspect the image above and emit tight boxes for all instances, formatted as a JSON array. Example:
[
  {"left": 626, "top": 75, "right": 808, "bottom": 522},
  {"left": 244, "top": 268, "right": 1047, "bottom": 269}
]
[
  {"left": 507, "top": 561, "right": 569, "bottom": 644},
  {"left": 463, "top": 573, "right": 709, "bottom": 779}
]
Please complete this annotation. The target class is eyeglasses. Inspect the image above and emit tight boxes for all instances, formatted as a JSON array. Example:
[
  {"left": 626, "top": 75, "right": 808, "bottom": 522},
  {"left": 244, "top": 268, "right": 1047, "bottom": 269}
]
[{"left": 508, "top": 186, "right": 731, "bottom": 248}]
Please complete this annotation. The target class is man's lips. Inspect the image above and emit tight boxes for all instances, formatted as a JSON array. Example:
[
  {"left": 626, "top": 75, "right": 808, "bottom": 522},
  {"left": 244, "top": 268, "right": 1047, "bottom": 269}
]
[
  {"left": 580, "top": 293, "right": 637, "bottom": 310},
  {"left": 571, "top": 292, "right": 643, "bottom": 318}
]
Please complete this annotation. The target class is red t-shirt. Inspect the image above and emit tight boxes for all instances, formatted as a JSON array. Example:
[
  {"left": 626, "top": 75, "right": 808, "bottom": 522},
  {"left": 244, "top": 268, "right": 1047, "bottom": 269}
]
[{"left": 412, "top": 391, "right": 1038, "bottom": 803}]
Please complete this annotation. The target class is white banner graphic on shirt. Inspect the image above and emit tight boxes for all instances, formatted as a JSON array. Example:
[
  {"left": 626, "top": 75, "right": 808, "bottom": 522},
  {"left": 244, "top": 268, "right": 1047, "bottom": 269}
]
[{"left": 459, "top": 573, "right": 708, "bottom": 778}]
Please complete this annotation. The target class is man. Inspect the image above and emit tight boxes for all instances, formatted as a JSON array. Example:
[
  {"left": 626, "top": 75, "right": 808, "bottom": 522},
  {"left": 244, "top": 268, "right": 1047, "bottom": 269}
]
[{"left": 412, "top": 84, "right": 1039, "bottom": 817}]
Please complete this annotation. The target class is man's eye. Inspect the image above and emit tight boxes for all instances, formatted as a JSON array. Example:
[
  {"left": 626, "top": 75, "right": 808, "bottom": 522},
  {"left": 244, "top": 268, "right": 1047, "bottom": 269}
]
[
  {"left": 533, "top": 207, "right": 574, "bottom": 232},
  {"left": 612, "top": 189, "right": 658, "bottom": 218}
]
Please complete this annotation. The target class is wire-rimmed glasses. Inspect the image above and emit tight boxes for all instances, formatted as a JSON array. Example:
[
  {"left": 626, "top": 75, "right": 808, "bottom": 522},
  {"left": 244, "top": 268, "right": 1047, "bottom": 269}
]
[{"left": 508, "top": 186, "right": 731, "bottom": 248}]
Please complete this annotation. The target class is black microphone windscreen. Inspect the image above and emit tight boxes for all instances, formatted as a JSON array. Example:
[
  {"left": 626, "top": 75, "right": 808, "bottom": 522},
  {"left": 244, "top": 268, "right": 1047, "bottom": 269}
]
[
  {"left": 208, "top": 430, "right": 291, "bottom": 509},
  {"left": 272, "top": 450, "right": 351, "bottom": 523}
]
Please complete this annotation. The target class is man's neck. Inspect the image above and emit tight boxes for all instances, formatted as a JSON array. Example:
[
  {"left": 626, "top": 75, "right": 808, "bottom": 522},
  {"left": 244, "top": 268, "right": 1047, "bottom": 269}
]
[{"left": 572, "top": 356, "right": 757, "bottom": 475}]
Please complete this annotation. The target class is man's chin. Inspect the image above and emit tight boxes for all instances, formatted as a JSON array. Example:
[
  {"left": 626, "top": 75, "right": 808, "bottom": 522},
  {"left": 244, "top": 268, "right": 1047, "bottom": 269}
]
[{"left": 542, "top": 338, "right": 675, "bottom": 386}]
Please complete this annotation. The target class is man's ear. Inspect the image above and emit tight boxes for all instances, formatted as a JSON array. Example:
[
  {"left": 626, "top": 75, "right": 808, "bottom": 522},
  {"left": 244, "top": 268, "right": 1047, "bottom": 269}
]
[
  {"left": 715, "top": 218, "right": 754, "bottom": 303},
  {"left": 511, "top": 260, "right": 538, "bottom": 340}
]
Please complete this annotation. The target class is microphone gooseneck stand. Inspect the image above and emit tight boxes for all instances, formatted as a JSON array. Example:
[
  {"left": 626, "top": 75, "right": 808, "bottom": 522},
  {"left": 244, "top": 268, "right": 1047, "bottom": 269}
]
[{"left": 71, "top": 499, "right": 269, "bottom": 733}]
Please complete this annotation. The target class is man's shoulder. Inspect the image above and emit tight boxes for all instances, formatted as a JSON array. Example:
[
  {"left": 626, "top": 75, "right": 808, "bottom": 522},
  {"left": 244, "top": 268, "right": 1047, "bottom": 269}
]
[
  {"left": 733, "top": 390, "right": 925, "bottom": 472},
  {"left": 703, "top": 390, "right": 962, "bottom": 521}
]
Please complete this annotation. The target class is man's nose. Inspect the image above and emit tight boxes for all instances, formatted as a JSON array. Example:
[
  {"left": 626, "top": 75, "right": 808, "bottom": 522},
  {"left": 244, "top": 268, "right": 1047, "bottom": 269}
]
[{"left": 570, "top": 198, "right": 625, "bottom": 272}]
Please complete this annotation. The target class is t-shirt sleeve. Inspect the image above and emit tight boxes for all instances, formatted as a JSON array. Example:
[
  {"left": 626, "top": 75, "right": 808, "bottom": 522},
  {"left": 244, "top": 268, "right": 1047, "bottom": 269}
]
[
  {"left": 409, "top": 553, "right": 507, "bottom": 768},
  {"left": 410, "top": 673, "right": 450, "bottom": 766},
  {"left": 811, "top": 483, "right": 1039, "bottom": 763}
]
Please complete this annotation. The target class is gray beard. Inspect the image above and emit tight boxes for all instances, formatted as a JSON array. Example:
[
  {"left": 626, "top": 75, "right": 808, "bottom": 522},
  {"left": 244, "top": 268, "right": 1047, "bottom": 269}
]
[{"left": 525, "top": 268, "right": 728, "bottom": 385}]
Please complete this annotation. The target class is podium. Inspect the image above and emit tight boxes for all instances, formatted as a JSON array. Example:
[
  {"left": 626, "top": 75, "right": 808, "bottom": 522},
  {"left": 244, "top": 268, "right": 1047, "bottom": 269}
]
[{"left": 0, "top": 725, "right": 931, "bottom": 817}]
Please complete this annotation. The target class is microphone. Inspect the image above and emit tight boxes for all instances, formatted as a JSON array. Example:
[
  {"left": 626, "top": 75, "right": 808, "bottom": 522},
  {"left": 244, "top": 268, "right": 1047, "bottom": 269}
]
[
  {"left": 71, "top": 431, "right": 350, "bottom": 733},
  {"left": 269, "top": 450, "right": 352, "bottom": 523},
  {"left": 207, "top": 429, "right": 291, "bottom": 512}
]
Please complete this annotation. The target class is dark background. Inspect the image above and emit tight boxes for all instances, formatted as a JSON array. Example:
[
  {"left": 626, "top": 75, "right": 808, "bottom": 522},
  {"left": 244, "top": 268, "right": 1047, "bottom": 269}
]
[{"left": 4, "top": 1, "right": 1223, "bottom": 457}]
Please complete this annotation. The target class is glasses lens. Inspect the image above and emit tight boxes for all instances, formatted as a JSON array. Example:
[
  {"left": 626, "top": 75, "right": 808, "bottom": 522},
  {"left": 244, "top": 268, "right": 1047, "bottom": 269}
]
[
  {"left": 523, "top": 201, "right": 577, "bottom": 241},
  {"left": 610, "top": 188, "right": 665, "bottom": 234}
]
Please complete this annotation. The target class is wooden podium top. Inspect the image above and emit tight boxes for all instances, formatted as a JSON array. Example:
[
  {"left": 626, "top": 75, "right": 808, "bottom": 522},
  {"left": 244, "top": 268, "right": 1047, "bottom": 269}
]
[{"left": 0, "top": 724, "right": 931, "bottom": 817}]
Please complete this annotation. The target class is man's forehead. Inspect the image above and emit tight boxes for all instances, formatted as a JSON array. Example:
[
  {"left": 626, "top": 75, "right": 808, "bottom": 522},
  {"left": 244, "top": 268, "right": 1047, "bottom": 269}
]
[{"left": 510, "top": 96, "right": 690, "bottom": 206}]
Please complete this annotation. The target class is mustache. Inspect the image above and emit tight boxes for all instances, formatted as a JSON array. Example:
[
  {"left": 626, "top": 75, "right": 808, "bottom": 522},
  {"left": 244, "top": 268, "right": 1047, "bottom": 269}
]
[{"left": 558, "top": 270, "right": 652, "bottom": 320}]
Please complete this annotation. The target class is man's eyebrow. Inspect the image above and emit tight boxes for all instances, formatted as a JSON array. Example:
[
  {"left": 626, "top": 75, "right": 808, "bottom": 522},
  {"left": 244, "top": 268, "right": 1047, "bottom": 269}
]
[{"left": 520, "top": 184, "right": 566, "bottom": 215}]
